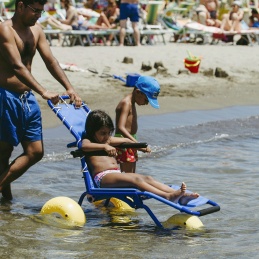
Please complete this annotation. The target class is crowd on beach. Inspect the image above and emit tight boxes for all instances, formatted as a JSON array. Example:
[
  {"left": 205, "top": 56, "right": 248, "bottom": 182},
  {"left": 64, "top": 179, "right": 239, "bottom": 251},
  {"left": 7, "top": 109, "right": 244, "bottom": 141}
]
[
  {"left": 2, "top": 0, "right": 259, "bottom": 46},
  {"left": 45, "top": 0, "right": 259, "bottom": 44},
  {"left": 39, "top": 0, "right": 144, "bottom": 46},
  {"left": 36, "top": 0, "right": 259, "bottom": 45}
]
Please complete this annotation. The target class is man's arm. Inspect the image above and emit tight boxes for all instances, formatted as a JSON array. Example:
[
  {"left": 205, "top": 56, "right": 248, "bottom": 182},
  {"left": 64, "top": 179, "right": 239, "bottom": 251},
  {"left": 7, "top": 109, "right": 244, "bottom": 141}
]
[{"left": 36, "top": 25, "right": 81, "bottom": 106}]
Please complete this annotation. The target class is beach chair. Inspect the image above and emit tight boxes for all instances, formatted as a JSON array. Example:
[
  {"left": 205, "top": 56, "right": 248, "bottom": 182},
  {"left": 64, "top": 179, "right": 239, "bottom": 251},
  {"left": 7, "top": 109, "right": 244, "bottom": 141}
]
[
  {"left": 61, "top": 29, "right": 120, "bottom": 46},
  {"left": 182, "top": 20, "right": 258, "bottom": 45},
  {"left": 133, "top": 1, "right": 172, "bottom": 45},
  {"left": 43, "top": 29, "right": 62, "bottom": 46},
  {"left": 46, "top": 96, "right": 220, "bottom": 228}
]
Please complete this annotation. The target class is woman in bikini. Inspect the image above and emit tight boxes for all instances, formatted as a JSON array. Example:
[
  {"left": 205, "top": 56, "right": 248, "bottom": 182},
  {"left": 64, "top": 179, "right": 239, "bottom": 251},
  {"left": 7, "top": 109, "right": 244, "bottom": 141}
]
[{"left": 220, "top": 1, "right": 244, "bottom": 32}]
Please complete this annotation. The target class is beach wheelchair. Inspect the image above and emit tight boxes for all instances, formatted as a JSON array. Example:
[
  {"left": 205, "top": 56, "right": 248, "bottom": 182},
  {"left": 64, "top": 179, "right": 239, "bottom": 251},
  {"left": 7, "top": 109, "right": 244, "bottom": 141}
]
[{"left": 41, "top": 96, "right": 220, "bottom": 229}]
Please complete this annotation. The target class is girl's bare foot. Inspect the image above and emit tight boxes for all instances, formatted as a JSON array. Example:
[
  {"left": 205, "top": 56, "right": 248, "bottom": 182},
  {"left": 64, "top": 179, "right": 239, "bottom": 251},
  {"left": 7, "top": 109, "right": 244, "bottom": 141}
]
[
  {"left": 169, "top": 182, "right": 186, "bottom": 203},
  {"left": 179, "top": 192, "right": 200, "bottom": 205}
]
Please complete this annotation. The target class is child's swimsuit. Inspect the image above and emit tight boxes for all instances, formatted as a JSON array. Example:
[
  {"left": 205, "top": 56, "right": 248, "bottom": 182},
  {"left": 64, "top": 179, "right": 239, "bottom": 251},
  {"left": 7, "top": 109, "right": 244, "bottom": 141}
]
[
  {"left": 94, "top": 168, "right": 121, "bottom": 188},
  {"left": 0, "top": 88, "right": 42, "bottom": 146},
  {"left": 114, "top": 134, "right": 138, "bottom": 163}
]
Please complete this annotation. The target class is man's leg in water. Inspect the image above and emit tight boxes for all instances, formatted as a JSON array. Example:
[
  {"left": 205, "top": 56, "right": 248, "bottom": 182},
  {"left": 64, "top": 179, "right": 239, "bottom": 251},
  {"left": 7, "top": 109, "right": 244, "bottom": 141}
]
[
  {"left": 0, "top": 141, "right": 13, "bottom": 199},
  {"left": 0, "top": 140, "right": 44, "bottom": 200}
]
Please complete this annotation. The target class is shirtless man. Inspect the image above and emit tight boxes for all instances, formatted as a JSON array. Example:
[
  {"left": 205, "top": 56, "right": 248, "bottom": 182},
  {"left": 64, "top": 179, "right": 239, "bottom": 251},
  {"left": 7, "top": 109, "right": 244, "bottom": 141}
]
[
  {"left": 0, "top": 0, "right": 82, "bottom": 200},
  {"left": 119, "top": 0, "right": 140, "bottom": 46},
  {"left": 195, "top": 0, "right": 220, "bottom": 27}
]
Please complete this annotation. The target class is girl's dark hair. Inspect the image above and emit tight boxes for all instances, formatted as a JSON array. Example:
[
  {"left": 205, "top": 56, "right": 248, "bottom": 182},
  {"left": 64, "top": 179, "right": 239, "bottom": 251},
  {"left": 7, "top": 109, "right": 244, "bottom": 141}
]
[
  {"left": 15, "top": 0, "right": 47, "bottom": 9},
  {"left": 85, "top": 110, "right": 114, "bottom": 142}
]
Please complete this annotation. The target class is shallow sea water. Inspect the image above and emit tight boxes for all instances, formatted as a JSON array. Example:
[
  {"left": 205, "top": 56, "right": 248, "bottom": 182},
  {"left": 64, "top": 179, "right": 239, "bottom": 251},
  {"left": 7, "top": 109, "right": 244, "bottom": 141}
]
[{"left": 1, "top": 106, "right": 259, "bottom": 258}]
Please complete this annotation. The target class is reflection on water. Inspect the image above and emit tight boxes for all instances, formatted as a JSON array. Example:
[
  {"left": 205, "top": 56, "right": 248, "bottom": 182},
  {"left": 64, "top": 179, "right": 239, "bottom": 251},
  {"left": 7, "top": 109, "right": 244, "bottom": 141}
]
[
  {"left": 1, "top": 106, "right": 259, "bottom": 258},
  {"left": 31, "top": 214, "right": 85, "bottom": 230}
]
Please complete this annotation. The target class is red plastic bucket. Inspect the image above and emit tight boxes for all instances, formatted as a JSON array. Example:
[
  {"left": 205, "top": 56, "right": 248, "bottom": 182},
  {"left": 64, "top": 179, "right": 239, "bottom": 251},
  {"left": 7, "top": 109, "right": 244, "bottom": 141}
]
[{"left": 184, "top": 58, "right": 201, "bottom": 73}]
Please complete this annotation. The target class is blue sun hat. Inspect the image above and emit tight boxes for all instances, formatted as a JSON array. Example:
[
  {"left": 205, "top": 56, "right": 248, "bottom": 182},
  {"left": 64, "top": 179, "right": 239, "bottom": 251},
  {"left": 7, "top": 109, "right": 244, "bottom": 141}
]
[{"left": 135, "top": 76, "right": 160, "bottom": 109}]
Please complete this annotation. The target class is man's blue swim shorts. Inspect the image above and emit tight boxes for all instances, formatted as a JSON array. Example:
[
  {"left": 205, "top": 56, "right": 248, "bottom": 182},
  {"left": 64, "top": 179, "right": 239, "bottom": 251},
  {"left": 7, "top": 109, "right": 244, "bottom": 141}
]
[
  {"left": 0, "top": 88, "right": 42, "bottom": 146},
  {"left": 120, "top": 3, "right": 139, "bottom": 22}
]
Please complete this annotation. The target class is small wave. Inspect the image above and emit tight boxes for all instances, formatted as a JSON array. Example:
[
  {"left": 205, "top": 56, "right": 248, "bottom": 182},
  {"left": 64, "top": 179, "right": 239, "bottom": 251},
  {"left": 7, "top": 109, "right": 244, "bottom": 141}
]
[{"left": 41, "top": 152, "right": 73, "bottom": 162}]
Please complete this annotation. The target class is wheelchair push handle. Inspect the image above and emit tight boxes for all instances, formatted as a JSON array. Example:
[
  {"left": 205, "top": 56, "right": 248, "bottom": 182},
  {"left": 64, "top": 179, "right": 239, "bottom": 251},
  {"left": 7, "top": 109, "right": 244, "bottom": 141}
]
[
  {"left": 71, "top": 142, "right": 148, "bottom": 158},
  {"left": 47, "top": 95, "right": 75, "bottom": 106},
  {"left": 198, "top": 205, "right": 220, "bottom": 216}
]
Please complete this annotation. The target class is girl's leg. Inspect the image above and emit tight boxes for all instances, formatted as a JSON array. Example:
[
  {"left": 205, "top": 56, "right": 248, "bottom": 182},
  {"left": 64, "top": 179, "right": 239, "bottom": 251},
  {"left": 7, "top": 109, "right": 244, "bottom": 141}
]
[
  {"left": 144, "top": 175, "right": 199, "bottom": 204},
  {"left": 101, "top": 173, "right": 185, "bottom": 202}
]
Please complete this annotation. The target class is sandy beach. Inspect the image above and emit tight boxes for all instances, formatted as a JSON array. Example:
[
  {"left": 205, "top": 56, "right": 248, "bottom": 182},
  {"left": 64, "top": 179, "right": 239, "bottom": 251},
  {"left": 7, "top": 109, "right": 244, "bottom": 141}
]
[{"left": 32, "top": 43, "right": 259, "bottom": 128}]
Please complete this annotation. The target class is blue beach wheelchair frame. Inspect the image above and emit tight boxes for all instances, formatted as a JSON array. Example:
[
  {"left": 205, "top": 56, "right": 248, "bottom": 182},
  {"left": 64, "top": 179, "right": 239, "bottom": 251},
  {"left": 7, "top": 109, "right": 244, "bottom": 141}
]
[{"left": 47, "top": 96, "right": 220, "bottom": 228}]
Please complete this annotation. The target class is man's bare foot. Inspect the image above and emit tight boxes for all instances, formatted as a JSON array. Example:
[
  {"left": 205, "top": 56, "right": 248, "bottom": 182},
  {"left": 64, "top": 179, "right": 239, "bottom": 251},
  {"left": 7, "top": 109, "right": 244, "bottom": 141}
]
[
  {"left": 179, "top": 192, "right": 199, "bottom": 205},
  {"left": 2, "top": 184, "right": 13, "bottom": 200},
  {"left": 169, "top": 182, "right": 186, "bottom": 203}
]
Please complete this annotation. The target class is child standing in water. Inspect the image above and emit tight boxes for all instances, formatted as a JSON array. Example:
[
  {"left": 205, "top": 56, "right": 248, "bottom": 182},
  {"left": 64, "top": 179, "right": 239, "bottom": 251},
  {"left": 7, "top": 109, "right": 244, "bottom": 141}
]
[
  {"left": 115, "top": 76, "right": 160, "bottom": 173},
  {"left": 82, "top": 110, "right": 199, "bottom": 204}
]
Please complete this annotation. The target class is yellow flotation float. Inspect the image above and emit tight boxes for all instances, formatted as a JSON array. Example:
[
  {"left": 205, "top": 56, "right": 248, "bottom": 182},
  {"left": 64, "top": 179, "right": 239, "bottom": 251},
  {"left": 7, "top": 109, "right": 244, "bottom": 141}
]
[
  {"left": 93, "top": 197, "right": 135, "bottom": 212},
  {"left": 41, "top": 196, "right": 86, "bottom": 227},
  {"left": 163, "top": 213, "right": 204, "bottom": 229}
]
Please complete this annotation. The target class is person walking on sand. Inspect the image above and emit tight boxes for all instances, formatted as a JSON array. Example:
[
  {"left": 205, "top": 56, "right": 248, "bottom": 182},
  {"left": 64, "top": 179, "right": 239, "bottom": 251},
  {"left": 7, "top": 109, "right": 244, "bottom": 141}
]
[
  {"left": 119, "top": 0, "right": 141, "bottom": 46},
  {"left": 115, "top": 76, "right": 160, "bottom": 173},
  {"left": 82, "top": 110, "right": 199, "bottom": 204},
  {"left": 0, "top": 0, "right": 82, "bottom": 200}
]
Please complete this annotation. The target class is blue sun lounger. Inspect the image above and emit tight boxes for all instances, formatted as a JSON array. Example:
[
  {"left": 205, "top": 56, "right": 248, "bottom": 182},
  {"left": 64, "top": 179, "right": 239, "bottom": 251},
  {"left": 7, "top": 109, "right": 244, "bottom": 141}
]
[{"left": 47, "top": 96, "right": 220, "bottom": 228}]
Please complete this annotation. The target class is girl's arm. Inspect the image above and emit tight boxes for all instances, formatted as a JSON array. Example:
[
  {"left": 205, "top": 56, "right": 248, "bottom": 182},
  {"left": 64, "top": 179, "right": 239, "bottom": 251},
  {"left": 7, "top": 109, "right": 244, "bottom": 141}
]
[
  {"left": 82, "top": 139, "right": 115, "bottom": 154},
  {"left": 109, "top": 136, "right": 151, "bottom": 153}
]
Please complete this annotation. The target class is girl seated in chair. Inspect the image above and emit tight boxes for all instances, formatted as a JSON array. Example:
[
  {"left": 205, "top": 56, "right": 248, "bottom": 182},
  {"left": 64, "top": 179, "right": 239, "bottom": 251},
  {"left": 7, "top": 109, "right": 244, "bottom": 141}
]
[{"left": 81, "top": 110, "right": 199, "bottom": 205}]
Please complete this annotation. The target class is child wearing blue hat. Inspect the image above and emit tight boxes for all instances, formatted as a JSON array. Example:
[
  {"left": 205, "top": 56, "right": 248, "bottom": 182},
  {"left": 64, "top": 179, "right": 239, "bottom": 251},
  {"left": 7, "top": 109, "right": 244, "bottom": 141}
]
[{"left": 115, "top": 76, "right": 160, "bottom": 173}]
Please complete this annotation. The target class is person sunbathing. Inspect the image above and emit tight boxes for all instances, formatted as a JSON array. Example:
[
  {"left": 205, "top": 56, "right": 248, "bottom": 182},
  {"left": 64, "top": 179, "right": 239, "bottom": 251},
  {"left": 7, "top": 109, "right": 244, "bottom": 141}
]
[
  {"left": 42, "top": 0, "right": 111, "bottom": 31},
  {"left": 81, "top": 110, "right": 199, "bottom": 205},
  {"left": 220, "top": 0, "right": 244, "bottom": 32},
  {"left": 195, "top": 0, "right": 221, "bottom": 27}
]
